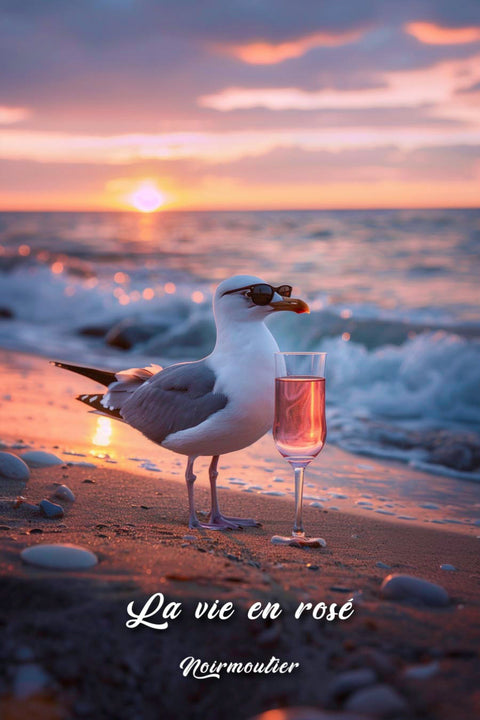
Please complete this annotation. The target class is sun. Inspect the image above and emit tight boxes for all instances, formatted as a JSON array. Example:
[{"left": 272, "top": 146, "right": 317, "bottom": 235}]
[{"left": 129, "top": 182, "right": 166, "bottom": 212}]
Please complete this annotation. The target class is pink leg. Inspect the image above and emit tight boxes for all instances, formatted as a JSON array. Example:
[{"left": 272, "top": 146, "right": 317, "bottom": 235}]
[
  {"left": 208, "top": 456, "right": 261, "bottom": 529},
  {"left": 186, "top": 455, "right": 243, "bottom": 530}
]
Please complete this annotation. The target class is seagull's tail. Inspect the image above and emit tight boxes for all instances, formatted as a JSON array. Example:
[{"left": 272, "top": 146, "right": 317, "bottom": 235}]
[
  {"left": 52, "top": 360, "right": 163, "bottom": 421},
  {"left": 76, "top": 393, "right": 125, "bottom": 422},
  {"left": 50, "top": 360, "right": 117, "bottom": 387}
]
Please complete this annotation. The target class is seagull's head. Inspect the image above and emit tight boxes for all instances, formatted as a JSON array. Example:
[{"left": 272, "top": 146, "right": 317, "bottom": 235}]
[{"left": 214, "top": 274, "right": 309, "bottom": 323}]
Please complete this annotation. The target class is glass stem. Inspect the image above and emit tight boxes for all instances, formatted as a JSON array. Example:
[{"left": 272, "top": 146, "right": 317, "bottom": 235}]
[{"left": 292, "top": 464, "right": 306, "bottom": 536}]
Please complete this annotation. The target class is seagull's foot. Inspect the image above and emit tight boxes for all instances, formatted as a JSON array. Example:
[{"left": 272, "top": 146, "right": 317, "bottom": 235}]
[
  {"left": 189, "top": 517, "right": 237, "bottom": 531},
  {"left": 212, "top": 513, "right": 261, "bottom": 528}
]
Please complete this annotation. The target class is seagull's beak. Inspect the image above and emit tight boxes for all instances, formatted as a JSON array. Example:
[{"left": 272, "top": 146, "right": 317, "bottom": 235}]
[{"left": 270, "top": 296, "right": 310, "bottom": 314}]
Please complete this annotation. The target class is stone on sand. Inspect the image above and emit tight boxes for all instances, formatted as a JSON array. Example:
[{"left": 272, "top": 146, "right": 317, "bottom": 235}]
[
  {"left": 380, "top": 574, "right": 449, "bottom": 607},
  {"left": 21, "top": 543, "right": 98, "bottom": 570},
  {"left": 54, "top": 484, "right": 75, "bottom": 502},
  {"left": 344, "top": 684, "right": 408, "bottom": 717},
  {"left": 14, "top": 663, "right": 50, "bottom": 699},
  {"left": 20, "top": 450, "right": 64, "bottom": 468},
  {"left": 40, "top": 499, "right": 64, "bottom": 518},
  {"left": 330, "top": 668, "right": 377, "bottom": 699},
  {"left": 0, "top": 451, "right": 30, "bottom": 481}
]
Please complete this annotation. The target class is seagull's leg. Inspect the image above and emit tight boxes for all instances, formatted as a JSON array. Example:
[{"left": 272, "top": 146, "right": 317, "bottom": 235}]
[
  {"left": 208, "top": 455, "right": 260, "bottom": 528},
  {"left": 186, "top": 455, "right": 201, "bottom": 528},
  {"left": 186, "top": 455, "right": 237, "bottom": 530}
]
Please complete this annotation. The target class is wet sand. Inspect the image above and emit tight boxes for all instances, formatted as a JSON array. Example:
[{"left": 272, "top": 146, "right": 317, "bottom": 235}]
[{"left": 0, "top": 350, "right": 480, "bottom": 720}]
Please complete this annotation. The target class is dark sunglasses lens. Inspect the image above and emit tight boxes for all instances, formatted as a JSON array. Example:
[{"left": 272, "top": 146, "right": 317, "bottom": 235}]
[
  {"left": 278, "top": 285, "right": 292, "bottom": 297},
  {"left": 250, "top": 284, "right": 273, "bottom": 305}
]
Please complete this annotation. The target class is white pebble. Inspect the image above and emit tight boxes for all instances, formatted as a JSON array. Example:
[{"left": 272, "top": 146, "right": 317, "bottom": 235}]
[
  {"left": 0, "top": 452, "right": 30, "bottom": 481},
  {"left": 381, "top": 574, "right": 449, "bottom": 607},
  {"left": 21, "top": 543, "right": 98, "bottom": 569},
  {"left": 20, "top": 451, "right": 63, "bottom": 468},
  {"left": 309, "top": 502, "right": 323, "bottom": 509},
  {"left": 54, "top": 484, "right": 75, "bottom": 502}
]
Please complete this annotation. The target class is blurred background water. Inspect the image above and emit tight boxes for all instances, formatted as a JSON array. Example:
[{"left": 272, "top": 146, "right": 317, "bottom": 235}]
[{"left": 1, "top": 208, "right": 479, "bottom": 478}]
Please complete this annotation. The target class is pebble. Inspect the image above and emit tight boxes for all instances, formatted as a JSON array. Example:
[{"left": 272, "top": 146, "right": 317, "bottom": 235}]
[
  {"left": 182, "top": 534, "right": 196, "bottom": 541},
  {"left": 306, "top": 563, "right": 319, "bottom": 571},
  {"left": 309, "top": 502, "right": 323, "bottom": 508},
  {"left": 380, "top": 574, "right": 449, "bottom": 607},
  {"left": 0, "top": 452, "right": 30, "bottom": 481},
  {"left": 440, "top": 564, "right": 456, "bottom": 571},
  {"left": 20, "top": 451, "right": 63, "bottom": 468},
  {"left": 14, "top": 663, "right": 50, "bottom": 699},
  {"left": 420, "top": 503, "right": 439, "bottom": 510},
  {"left": 83, "top": 478, "right": 96, "bottom": 483},
  {"left": 39, "top": 499, "right": 64, "bottom": 519},
  {"left": 375, "top": 562, "right": 391, "bottom": 569},
  {"left": 330, "top": 668, "right": 377, "bottom": 699},
  {"left": 21, "top": 543, "right": 98, "bottom": 569},
  {"left": 403, "top": 660, "right": 440, "bottom": 680},
  {"left": 54, "top": 484, "right": 75, "bottom": 502},
  {"left": 344, "top": 684, "right": 408, "bottom": 717}
]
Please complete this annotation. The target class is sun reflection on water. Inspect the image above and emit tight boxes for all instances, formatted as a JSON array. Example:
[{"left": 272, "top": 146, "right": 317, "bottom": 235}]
[{"left": 92, "top": 416, "right": 113, "bottom": 447}]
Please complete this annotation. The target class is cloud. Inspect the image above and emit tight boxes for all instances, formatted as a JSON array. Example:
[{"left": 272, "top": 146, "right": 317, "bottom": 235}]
[
  {"left": 199, "top": 54, "right": 480, "bottom": 113},
  {"left": 405, "top": 22, "right": 480, "bottom": 45},
  {"left": 0, "top": 105, "right": 30, "bottom": 124},
  {"left": 214, "top": 27, "right": 366, "bottom": 65}
]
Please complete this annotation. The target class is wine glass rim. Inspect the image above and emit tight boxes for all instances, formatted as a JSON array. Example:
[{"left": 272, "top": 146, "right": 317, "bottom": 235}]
[{"left": 275, "top": 351, "right": 327, "bottom": 357}]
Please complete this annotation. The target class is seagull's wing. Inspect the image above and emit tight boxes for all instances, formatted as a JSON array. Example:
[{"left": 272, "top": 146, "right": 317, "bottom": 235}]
[{"left": 120, "top": 360, "right": 228, "bottom": 445}]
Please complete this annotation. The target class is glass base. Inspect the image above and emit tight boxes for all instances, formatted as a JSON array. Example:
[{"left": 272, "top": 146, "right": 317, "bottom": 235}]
[{"left": 271, "top": 534, "right": 327, "bottom": 548}]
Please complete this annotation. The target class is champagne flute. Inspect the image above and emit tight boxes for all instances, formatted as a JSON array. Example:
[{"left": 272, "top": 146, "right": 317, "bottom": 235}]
[{"left": 272, "top": 352, "right": 327, "bottom": 548}]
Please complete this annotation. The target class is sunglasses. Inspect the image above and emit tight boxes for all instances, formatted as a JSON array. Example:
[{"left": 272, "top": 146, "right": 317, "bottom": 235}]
[{"left": 223, "top": 283, "right": 292, "bottom": 306}]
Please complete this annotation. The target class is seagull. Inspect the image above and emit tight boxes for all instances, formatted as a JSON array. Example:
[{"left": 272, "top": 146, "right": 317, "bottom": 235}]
[{"left": 52, "top": 274, "right": 309, "bottom": 529}]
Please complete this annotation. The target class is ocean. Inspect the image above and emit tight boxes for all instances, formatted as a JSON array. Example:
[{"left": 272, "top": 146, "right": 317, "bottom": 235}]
[{"left": 1, "top": 209, "right": 479, "bottom": 479}]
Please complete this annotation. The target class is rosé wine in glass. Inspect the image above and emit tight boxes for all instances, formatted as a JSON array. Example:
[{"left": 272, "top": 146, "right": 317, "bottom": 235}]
[
  {"left": 272, "top": 353, "right": 327, "bottom": 548},
  {"left": 274, "top": 376, "right": 326, "bottom": 461}
]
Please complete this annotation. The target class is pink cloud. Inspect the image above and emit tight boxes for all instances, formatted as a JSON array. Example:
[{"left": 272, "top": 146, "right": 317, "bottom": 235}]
[
  {"left": 0, "top": 106, "right": 31, "bottom": 125},
  {"left": 405, "top": 22, "right": 480, "bottom": 45},
  {"left": 214, "top": 28, "right": 365, "bottom": 65}
]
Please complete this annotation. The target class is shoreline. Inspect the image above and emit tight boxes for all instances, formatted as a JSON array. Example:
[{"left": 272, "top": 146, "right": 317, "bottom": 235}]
[{"left": 1, "top": 348, "right": 479, "bottom": 536}]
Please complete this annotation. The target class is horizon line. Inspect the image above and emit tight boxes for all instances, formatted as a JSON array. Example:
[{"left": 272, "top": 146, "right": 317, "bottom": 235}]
[{"left": 0, "top": 205, "right": 479, "bottom": 214}]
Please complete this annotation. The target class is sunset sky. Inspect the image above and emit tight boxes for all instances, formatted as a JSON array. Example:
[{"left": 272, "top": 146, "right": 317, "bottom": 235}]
[{"left": 0, "top": 0, "right": 479, "bottom": 211}]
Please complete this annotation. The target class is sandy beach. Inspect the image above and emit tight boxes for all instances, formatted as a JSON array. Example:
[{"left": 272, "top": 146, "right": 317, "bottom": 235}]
[{"left": 1, "top": 350, "right": 479, "bottom": 720}]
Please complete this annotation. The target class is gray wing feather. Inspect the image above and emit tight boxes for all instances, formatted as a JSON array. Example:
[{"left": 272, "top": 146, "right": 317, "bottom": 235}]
[{"left": 121, "top": 360, "right": 228, "bottom": 445}]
